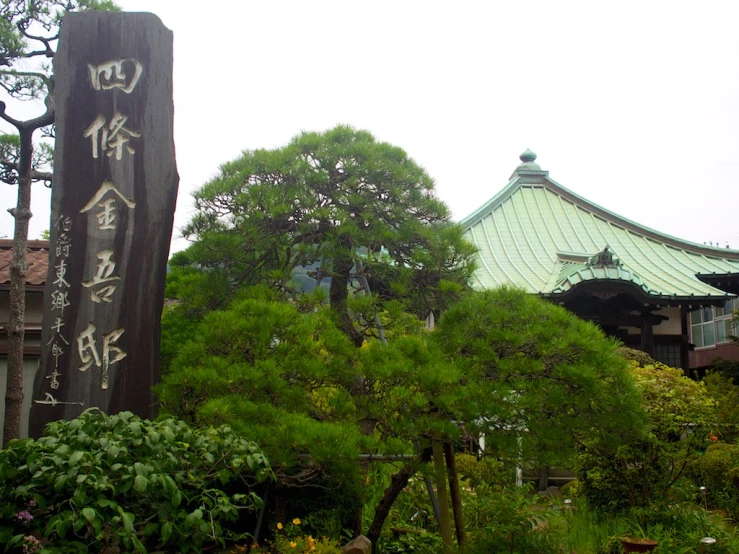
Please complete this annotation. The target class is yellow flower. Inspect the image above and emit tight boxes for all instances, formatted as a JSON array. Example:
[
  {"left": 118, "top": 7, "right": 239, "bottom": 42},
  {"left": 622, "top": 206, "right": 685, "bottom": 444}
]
[
  {"left": 289, "top": 541, "right": 297, "bottom": 548},
  {"left": 292, "top": 518, "right": 301, "bottom": 525},
  {"left": 276, "top": 522, "right": 283, "bottom": 530}
]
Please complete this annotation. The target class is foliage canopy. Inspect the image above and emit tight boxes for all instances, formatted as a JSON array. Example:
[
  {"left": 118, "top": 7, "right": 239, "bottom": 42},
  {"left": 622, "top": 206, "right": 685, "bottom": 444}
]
[
  {"left": 175, "top": 125, "right": 476, "bottom": 344},
  {"left": 432, "top": 286, "right": 647, "bottom": 468},
  {"left": 158, "top": 285, "right": 649, "bottom": 544}
]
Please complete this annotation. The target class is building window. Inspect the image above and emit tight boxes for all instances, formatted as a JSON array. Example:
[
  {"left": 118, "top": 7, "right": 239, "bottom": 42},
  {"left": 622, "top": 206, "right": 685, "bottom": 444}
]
[
  {"left": 654, "top": 343, "right": 681, "bottom": 368},
  {"left": 691, "top": 298, "right": 738, "bottom": 348}
]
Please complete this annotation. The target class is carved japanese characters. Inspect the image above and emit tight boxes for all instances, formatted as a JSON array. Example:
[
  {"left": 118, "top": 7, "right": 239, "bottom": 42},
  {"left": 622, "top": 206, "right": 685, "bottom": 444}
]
[{"left": 29, "top": 13, "right": 178, "bottom": 435}]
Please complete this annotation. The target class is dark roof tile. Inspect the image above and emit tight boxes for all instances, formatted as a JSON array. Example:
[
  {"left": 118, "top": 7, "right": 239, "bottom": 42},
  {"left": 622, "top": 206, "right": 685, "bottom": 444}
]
[{"left": 0, "top": 240, "right": 49, "bottom": 285}]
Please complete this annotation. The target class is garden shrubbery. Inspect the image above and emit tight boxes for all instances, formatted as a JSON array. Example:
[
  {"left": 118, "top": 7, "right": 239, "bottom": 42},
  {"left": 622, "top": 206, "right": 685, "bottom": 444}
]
[
  {"left": 688, "top": 442, "right": 739, "bottom": 519},
  {"left": 578, "top": 358, "right": 716, "bottom": 513},
  {"left": 0, "top": 410, "right": 273, "bottom": 553}
]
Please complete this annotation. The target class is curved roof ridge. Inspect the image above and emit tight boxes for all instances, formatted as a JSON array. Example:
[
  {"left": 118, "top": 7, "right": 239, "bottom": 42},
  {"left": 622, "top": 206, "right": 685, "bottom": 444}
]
[
  {"left": 541, "top": 176, "right": 739, "bottom": 260},
  {"left": 460, "top": 176, "right": 521, "bottom": 229},
  {"left": 459, "top": 175, "right": 739, "bottom": 260}
]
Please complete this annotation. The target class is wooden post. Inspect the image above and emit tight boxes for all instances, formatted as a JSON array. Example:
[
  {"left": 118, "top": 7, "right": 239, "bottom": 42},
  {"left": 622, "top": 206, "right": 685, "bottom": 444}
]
[
  {"left": 539, "top": 467, "right": 549, "bottom": 491},
  {"left": 431, "top": 438, "right": 453, "bottom": 552},
  {"left": 29, "top": 12, "right": 178, "bottom": 436},
  {"left": 680, "top": 304, "right": 691, "bottom": 376},
  {"left": 443, "top": 441, "right": 466, "bottom": 547},
  {"left": 640, "top": 310, "right": 655, "bottom": 358}
]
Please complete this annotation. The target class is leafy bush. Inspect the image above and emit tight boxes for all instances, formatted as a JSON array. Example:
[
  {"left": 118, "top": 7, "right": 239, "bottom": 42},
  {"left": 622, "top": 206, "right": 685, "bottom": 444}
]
[
  {"left": 579, "top": 359, "right": 716, "bottom": 513},
  {"left": 559, "top": 478, "right": 583, "bottom": 499},
  {"left": 156, "top": 296, "right": 367, "bottom": 479},
  {"left": 462, "top": 483, "right": 558, "bottom": 553},
  {"left": 434, "top": 288, "right": 646, "bottom": 471},
  {"left": 454, "top": 453, "right": 510, "bottom": 490},
  {"left": 625, "top": 504, "right": 739, "bottom": 553},
  {"left": 0, "top": 410, "right": 273, "bottom": 553},
  {"left": 541, "top": 501, "right": 739, "bottom": 554},
  {"left": 688, "top": 442, "right": 739, "bottom": 518},
  {"left": 702, "top": 371, "right": 739, "bottom": 442},
  {"left": 382, "top": 532, "right": 443, "bottom": 554}
]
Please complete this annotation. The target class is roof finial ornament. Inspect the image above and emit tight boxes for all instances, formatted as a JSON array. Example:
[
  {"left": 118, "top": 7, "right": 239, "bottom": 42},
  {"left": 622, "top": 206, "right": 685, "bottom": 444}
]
[
  {"left": 520, "top": 148, "right": 537, "bottom": 163},
  {"left": 510, "top": 148, "right": 546, "bottom": 179}
]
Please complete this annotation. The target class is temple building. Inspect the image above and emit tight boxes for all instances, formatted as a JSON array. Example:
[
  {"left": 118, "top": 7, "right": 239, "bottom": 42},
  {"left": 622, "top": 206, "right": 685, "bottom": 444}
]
[{"left": 460, "top": 151, "right": 739, "bottom": 375}]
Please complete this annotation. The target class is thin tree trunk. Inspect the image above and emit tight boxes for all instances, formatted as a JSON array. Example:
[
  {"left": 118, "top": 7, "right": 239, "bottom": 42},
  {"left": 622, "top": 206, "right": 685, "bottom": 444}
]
[
  {"left": 1, "top": 91, "right": 54, "bottom": 447},
  {"left": 274, "top": 486, "right": 287, "bottom": 531},
  {"left": 422, "top": 469, "right": 442, "bottom": 532},
  {"left": 3, "top": 129, "right": 33, "bottom": 447},
  {"left": 253, "top": 491, "right": 268, "bottom": 545},
  {"left": 366, "top": 448, "right": 432, "bottom": 550},
  {"left": 431, "top": 438, "right": 453, "bottom": 552},
  {"left": 444, "top": 440, "right": 466, "bottom": 548},
  {"left": 413, "top": 439, "right": 441, "bottom": 527}
]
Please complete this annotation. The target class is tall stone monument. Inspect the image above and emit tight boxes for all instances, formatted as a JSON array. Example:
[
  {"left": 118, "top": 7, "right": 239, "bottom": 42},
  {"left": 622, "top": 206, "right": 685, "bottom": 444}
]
[{"left": 29, "top": 12, "right": 178, "bottom": 436}]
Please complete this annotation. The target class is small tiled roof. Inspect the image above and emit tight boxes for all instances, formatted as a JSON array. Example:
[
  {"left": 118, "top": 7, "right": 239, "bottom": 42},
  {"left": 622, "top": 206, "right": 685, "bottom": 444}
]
[
  {"left": 460, "top": 152, "right": 739, "bottom": 302},
  {"left": 0, "top": 240, "right": 49, "bottom": 286}
]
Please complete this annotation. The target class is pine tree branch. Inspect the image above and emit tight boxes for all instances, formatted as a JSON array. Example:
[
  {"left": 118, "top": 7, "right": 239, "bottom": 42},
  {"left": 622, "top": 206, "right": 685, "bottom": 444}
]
[
  {"left": 0, "top": 102, "right": 23, "bottom": 130},
  {"left": 19, "top": 31, "right": 58, "bottom": 58},
  {"left": 0, "top": 92, "right": 55, "bottom": 133},
  {"left": 23, "top": 48, "right": 56, "bottom": 58},
  {"left": 0, "top": 69, "right": 53, "bottom": 88},
  {"left": 0, "top": 158, "right": 52, "bottom": 182}
]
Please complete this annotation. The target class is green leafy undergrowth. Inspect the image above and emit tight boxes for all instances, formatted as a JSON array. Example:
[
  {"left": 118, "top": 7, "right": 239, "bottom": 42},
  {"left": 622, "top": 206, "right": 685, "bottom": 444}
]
[
  {"left": 381, "top": 532, "right": 444, "bottom": 554},
  {"left": 687, "top": 442, "right": 739, "bottom": 519},
  {"left": 0, "top": 409, "right": 273, "bottom": 553},
  {"left": 579, "top": 360, "right": 717, "bottom": 513}
]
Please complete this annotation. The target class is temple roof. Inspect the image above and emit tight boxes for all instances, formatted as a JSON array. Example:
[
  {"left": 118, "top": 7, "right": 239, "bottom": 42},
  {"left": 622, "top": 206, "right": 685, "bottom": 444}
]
[{"left": 460, "top": 151, "right": 739, "bottom": 302}]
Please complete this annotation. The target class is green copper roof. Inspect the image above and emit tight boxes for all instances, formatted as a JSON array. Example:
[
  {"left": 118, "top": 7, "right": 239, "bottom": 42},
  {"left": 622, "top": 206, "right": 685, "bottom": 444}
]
[{"left": 460, "top": 151, "right": 739, "bottom": 301}]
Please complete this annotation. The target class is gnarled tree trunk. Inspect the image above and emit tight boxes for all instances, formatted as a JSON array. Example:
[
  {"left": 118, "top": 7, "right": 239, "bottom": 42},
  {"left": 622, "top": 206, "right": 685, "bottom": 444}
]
[{"left": 366, "top": 448, "right": 432, "bottom": 549}]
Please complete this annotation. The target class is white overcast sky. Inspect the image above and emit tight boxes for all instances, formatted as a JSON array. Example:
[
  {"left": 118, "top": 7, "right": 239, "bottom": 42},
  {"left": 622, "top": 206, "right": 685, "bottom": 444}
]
[{"left": 2, "top": 0, "right": 738, "bottom": 253}]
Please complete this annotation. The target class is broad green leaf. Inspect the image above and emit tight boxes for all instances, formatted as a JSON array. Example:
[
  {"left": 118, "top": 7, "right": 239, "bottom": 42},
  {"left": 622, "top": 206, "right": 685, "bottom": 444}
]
[
  {"left": 134, "top": 474, "right": 149, "bottom": 493},
  {"left": 161, "top": 521, "right": 173, "bottom": 544},
  {"left": 122, "top": 511, "right": 134, "bottom": 533},
  {"left": 54, "top": 474, "right": 67, "bottom": 491},
  {"left": 69, "top": 451, "right": 84, "bottom": 465},
  {"left": 107, "top": 445, "right": 120, "bottom": 459}
]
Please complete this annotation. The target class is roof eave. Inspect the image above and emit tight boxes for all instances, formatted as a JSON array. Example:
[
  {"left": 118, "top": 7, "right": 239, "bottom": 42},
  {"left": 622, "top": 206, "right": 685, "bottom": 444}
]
[{"left": 540, "top": 288, "right": 736, "bottom": 306}]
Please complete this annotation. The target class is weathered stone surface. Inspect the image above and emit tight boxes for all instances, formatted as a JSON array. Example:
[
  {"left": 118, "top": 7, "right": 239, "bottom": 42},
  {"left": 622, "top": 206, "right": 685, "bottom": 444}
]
[
  {"left": 342, "top": 535, "right": 371, "bottom": 554},
  {"left": 28, "top": 12, "right": 178, "bottom": 436},
  {"left": 537, "top": 485, "right": 561, "bottom": 498}
]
